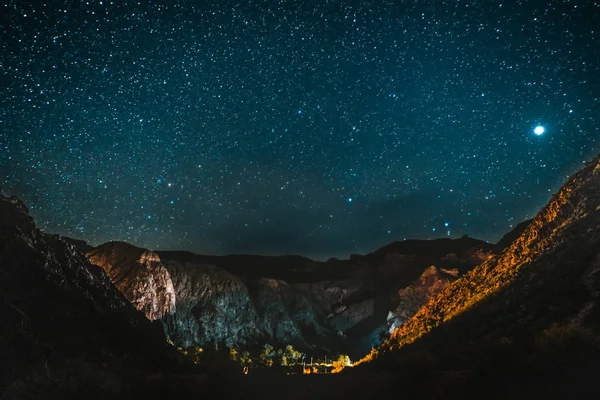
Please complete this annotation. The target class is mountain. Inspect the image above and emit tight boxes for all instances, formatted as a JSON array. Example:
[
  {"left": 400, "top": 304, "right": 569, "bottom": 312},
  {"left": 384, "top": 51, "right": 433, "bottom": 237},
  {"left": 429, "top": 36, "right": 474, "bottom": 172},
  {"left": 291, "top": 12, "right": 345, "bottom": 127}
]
[
  {"left": 88, "top": 242, "right": 176, "bottom": 321},
  {"left": 88, "top": 243, "right": 338, "bottom": 350},
  {"left": 86, "top": 235, "right": 494, "bottom": 357},
  {"left": 494, "top": 218, "right": 532, "bottom": 251},
  {"left": 0, "top": 195, "right": 248, "bottom": 399},
  {"left": 342, "top": 155, "right": 600, "bottom": 398},
  {"left": 6, "top": 171, "right": 568, "bottom": 399}
]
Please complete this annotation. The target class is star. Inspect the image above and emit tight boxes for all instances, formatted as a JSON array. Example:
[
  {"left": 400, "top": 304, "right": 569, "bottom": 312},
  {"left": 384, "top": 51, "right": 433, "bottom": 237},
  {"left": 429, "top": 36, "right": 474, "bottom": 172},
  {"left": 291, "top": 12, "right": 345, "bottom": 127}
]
[
  {"left": 533, "top": 126, "right": 545, "bottom": 136},
  {"left": 1, "top": 1, "right": 597, "bottom": 260}
]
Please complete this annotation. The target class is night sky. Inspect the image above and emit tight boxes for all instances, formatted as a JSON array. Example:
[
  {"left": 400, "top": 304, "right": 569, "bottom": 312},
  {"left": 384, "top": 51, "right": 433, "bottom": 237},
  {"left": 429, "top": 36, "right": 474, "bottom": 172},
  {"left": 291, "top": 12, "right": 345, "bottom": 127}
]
[{"left": 2, "top": 1, "right": 599, "bottom": 259}]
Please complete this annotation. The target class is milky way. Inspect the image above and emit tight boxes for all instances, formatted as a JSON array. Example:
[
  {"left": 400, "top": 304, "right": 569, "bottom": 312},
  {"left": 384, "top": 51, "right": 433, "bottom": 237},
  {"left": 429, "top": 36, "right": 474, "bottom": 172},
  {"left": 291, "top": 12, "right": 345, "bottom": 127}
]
[{"left": 2, "top": 1, "right": 599, "bottom": 259}]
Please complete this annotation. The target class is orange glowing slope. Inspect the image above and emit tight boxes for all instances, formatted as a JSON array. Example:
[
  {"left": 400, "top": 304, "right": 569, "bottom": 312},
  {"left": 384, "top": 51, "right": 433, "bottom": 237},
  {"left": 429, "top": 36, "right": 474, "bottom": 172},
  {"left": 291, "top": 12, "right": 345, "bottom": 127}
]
[{"left": 358, "top": 155, "right": 600, "bottom": 364}]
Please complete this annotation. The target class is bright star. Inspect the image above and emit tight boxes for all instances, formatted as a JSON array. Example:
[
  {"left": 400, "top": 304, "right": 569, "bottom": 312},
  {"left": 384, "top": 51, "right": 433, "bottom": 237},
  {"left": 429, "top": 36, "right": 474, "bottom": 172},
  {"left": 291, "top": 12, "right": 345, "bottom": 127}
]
[{"left": 534, "top": 125, "right": 545, "bottom": 135}]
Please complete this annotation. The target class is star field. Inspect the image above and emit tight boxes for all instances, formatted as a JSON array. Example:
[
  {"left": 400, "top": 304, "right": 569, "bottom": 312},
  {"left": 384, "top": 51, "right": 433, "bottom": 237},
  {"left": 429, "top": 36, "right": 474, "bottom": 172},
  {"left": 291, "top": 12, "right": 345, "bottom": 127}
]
[{"left": 2, "top": 0, "right": 599, "bottom": 259}]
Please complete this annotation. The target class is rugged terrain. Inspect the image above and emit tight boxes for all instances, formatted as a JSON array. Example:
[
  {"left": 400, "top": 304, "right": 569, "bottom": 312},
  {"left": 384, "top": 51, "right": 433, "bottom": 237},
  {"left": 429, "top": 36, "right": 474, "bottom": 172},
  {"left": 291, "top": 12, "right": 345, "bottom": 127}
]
[
  {"left": 332, "top": 155, "right": 600, "bottom": 399},
  {"left": 0, "top": 194, "right": 242, "bottom": 399},
  {"left": 5, "top": 154, "right": 600, "bottom": 399},
  {"left": 86, "top": 235, "right": 494, "bottom": 357},
  {"left": 0, "top": 191, "right": 497, "bottom": 399},
  {"left": 88, "top": 242, "right": 176, "bottom": 321}
]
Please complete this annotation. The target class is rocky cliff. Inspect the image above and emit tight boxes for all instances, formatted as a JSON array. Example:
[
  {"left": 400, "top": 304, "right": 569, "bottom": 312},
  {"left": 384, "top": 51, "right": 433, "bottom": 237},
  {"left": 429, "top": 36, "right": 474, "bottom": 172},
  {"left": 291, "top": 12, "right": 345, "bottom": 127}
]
[
  {"left": 387, "top": 265, "right": 459, "bottom": 334},
  {"left": 86, "top": 243, "right": 338, "bottom": 350},
  {"left": 87, "top": 235, "right": 495, "bottom": 356},
  {"left": 88, "top": 242, "right": 176, "bottom": 320},
  {"left": 161, "top": 259, "right": 335, "bottom": 349}
]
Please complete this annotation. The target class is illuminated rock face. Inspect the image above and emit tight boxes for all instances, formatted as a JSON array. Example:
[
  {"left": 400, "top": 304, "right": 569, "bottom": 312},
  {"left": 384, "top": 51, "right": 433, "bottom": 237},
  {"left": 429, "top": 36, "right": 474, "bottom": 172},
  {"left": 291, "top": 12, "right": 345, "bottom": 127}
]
[
  {"left": 87, "top": 236, "right": 495, "bottom": 354},
  {"left": 160, "top": 261, "right": 257, "bottom": 347},
  {"left": 160, "top": 261, "right": 334, "bottom": 348},
  {"left": 388, "top": 266, "right": 458, "bottom": 334},
  {"left": 88, "top": 242, "right": 176, "bottom": 321},
  {"left": 362, "top": 154, "right": 600, "bottom": 362},
  {"left": 87, "top": 245, "right": 336, "bottom": 349}
]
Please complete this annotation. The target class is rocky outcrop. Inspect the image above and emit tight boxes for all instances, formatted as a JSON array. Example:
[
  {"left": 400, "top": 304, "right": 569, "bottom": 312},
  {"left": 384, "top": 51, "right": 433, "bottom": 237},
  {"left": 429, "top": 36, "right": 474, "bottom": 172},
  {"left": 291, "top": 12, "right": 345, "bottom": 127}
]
[
  {"left": 88, "top": 242, "right": 176, "bottom": 320},
  {"left": 154, "top": 258, "right": 336, "bottom": 349},
  {"left": 387, "top": 266, "right": 458, "bottom": 333},
  {"left": 86, "top": 244, "right": 338, "bottom": 350},
  {"left": 0, "top": 196, "right": 128, "bottom": 314},
  {"left": 161, "top": 261, "right": 257, "bottom": 347}
]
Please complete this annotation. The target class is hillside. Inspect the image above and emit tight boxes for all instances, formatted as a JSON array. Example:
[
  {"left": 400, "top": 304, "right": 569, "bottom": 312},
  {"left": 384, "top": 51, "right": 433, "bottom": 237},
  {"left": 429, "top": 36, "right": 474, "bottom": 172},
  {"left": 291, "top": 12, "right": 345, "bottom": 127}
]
[
  {"left": 0, "top": 195, "right": 247, "bottom": 399},
  {"left": 344, "top": 155, "right": 600, "bottom": 398}
]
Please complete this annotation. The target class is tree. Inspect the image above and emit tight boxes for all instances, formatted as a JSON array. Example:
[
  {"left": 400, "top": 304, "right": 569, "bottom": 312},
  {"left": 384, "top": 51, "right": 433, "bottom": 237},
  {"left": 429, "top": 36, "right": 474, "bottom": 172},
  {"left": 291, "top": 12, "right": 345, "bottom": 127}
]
[
  {"left": 239, "top": 351, "right": 252, "bottom": 367},
  {"left": 277, "top": 348, "right": 288, "bottom": 366},
  {"left": 284, "top": 344, "right": 302, "bottom": 365},
  {"left": 331, "top": 354, "right": 351, "bottom": 373},
  {"left": 260, "top": 344, "right": 276, "bottom": 367},
  {"left": 229, "top": 347, "right": 238, "bottom": 362},
  {"left": 276, "top": 344, "right": 303, "bottom": 367}
]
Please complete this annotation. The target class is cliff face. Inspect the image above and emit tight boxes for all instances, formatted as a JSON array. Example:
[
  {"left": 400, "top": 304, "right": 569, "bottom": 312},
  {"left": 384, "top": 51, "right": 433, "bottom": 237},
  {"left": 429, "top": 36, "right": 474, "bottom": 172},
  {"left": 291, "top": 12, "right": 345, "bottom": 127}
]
[
  {"left": 161, "top": 259, "right": 334, "bottom": 349},
  {"left": 161, "top": 260, "right": 259, "bottom": 348},
  {"left": 85, "top": 245, "right": 338, "bottom": 350},
  {"left": 88, "top": 242, "right": 176, "bottom": 320},
  {"left": 88, "top": 235, "right": 494, "bottom": 355},
  {"left": 245, "top": 277, "right": 332, "bottom": 346},
  {"left": 0, "top": 195, "right": 184, "bottom": 399}
]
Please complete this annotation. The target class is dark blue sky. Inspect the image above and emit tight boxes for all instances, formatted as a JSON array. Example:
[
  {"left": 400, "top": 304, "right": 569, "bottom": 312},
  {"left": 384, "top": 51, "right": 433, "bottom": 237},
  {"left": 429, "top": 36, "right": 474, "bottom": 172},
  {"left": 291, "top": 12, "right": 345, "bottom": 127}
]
[{"left": 2, "top": 0, "right": 599, "bottom": 259}]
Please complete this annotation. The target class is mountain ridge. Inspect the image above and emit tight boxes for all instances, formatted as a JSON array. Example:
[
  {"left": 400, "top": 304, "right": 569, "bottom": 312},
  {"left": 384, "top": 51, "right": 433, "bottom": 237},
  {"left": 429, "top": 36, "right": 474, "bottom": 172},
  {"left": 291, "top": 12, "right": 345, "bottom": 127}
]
[
  {"left": 84, "top": 232, "right": 497, "bottom": 356},
  {"left": 337, "top": 156, "right": 600, "bottom": 399}
]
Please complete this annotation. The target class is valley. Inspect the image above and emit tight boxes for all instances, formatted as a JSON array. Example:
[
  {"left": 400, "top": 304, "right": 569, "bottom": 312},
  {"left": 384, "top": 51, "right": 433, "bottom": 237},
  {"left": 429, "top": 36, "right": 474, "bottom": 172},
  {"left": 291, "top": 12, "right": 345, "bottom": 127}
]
[{"left": 2, "top": 155, "right": 600, "bottom": 399}]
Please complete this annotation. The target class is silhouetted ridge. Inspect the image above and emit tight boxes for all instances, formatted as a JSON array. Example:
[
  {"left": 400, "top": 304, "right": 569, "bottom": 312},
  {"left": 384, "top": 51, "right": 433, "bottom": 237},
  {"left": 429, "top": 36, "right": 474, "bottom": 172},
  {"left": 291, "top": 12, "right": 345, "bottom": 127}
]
[
  {"left": 0, "top": 195, "right": 208, "bottom": 399},
  {"left": 494, "top": 219, "right": 532, "bottom": 251},
  {"left": 367, "top": 236, "right": 494, "bottom": 261}
]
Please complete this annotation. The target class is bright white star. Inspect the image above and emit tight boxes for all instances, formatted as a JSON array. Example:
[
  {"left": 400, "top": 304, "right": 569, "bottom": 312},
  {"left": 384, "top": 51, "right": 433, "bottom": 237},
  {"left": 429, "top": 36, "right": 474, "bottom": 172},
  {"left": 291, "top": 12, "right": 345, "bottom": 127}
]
[{"left": 534, "top": 125, "right": 545, "bottom": 135}]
